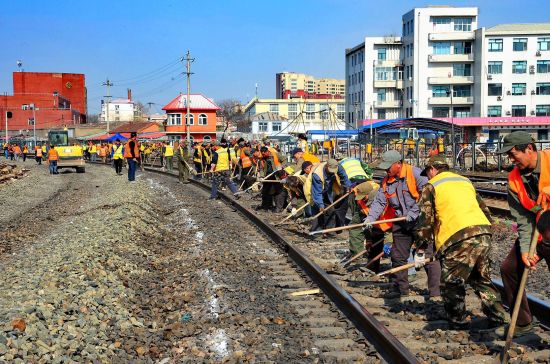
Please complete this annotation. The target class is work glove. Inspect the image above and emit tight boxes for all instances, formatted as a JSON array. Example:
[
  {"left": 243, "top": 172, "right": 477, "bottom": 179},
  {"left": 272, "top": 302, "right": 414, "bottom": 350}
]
[
  {"left": 362, "top": 218, "right": 373, "bottom": 231},
  {"left": 291, "top": 208, "right": 297, "bottom": 215},
  {"left": 406, "top": 212, "right": 416, "bottom": 223},
  {"left": 383, "top": 243, "right": 392, "bottom": 255},
  {"left": 521, "top": 252, "right": 540, "bottom": 270},
  {"left": 414, "top": 250, "right": 426, "bottom": 269}
]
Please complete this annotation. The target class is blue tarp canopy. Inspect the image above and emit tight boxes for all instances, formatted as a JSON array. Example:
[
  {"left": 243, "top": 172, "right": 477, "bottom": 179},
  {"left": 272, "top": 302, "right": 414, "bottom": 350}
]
[
  {"left": 307, "top": 129, "right": 360, "bottom": 136},
  {"left": 379, "top": 128, "right": 444, "bottom": 135},
  {"left": 105, "top": 133, "right": 129, "bottom": 142}
]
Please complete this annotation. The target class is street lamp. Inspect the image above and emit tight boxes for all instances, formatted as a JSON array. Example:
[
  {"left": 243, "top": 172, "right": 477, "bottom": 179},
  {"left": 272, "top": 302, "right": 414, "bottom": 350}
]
[
  {"left": 30, "top": 103, "right": 38, "bottom": 147},
  {"left": 446, "top": 86, "right": 455, "bottom": 167}
]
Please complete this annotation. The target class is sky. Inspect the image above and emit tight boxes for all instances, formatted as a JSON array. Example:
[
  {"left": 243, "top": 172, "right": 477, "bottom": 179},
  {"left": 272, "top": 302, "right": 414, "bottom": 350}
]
[{"left": 1, "top": 0, "right": 549, "bottom": 115}]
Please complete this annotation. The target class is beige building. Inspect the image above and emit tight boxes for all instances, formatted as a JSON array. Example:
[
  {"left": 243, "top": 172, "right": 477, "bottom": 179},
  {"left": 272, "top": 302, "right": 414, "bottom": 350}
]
[
  {"left": 241, "top": 97, "right": 346, "bottom": 134},
  {"left": 276, "top": 72, "right": 345, "bottom": 99}
]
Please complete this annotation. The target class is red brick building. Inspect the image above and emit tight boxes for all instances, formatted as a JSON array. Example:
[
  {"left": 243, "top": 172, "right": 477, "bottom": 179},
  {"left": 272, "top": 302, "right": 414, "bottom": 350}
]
[
  {"left": 0, "top": 72, "right": 86, "bottom": 136},
  {"left": 162, "top": 94, "right": 220, "bottom": 142}
]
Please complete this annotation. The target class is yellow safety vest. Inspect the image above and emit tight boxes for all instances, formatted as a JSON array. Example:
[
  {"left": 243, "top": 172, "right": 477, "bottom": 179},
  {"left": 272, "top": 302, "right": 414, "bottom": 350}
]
[
  {"left": 164, "top": 145, "right": 174, "bottom": 157},
  {"left": 340, "top": 158, "right": 367, "bottom": 181},
  {"left": 230, "top": 147, "right": 238, "bottom": 163},
  {"left": 214, "top": 147, "right": 231, "bottom": 172},
  {"left": 90, "top": 145, "right": 97, "bottom": 153},
  {"left": 140, "top": 144, "right": 145, "bottom": 152},
  {"left": 113, "top": 145, "right": 123, "bottom": 160},
  {"left": 430, "top": 171, "right": 490, "bottom": 251},
  {"left": 194, "top": 146, "right": 203, "bottom": 163}
]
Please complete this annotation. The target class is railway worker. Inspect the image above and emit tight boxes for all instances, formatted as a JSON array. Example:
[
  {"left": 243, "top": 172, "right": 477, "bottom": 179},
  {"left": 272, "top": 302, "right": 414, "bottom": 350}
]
[
  {"left": 3, "top": 142, "right": 7, "bottom": 159},
  {"left": 257, "top": 146, "right": 286, "bottom": 212},
  {"left": 175, "top": 141, "right": 190, "bottom": 184},
  {"left": 112, "top": 139, "right": 124, "bottom": 175},
  {"left": 47, "top": 144, "right": 59, "bottom": 174},
  {"left": 90, "top": 142, "right": 97, "bottom": 162},
  {"left": 193, "top": 142, "right": 205, "bottom": 178},
  {"left": 310, "top": 159, "right": 351, "bottom": 233},
  {"left": 124, "top": 132, "right": 140, "bottom": 182},
  {"left": 22, "top": 144, "right": 28, "bottom": 162},
  {"left": 347, "top": 181, "right": 386, "bottom": 272},
  {"left": 292, "top": 148, "right": 320, "bottom": 171},
  {"left": 414, "top": 155, "right": 507, "bottom": 329},
  {"left": 339, "top": 156, "right": 372, "bottom": 185},
  {"left": 209, "top": 139, "right": 239, "bottom": 200},
  {"left": 364, "top": 150, "right": 441, "bottom": 300},
  {"left": 13, "top": 144, "right": 21, "bottom": 162},
  {"left": 163, "top": 142, "right": 174, "bottom": 172},
  {"left": 297, "top": 133, "right": 309, "bottom": 154},
  {"left": 496, "top": 131, "right": 550, "bottom": 337},
  {"left": 35, "top": 144, "right": 43, "bottom": 165},
  {"left": 238, "top": 139, "right": 253, "bottom": 183},
  {"left": 143, "top": 143, "right": 152, "bottom": 164}
]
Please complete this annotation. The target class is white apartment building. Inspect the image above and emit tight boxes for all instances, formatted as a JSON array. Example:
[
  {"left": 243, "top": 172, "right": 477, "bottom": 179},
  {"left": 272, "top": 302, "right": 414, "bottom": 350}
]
[
  {"left": 100, "top": 98, "right": 141, "bottom": 122},
  {"left": 474, "top": 23, "right": 550, "bottom": 118},
  {"left": 242, "top": 97, "right": 346, "bottom": 134},
  {"left": 250, "top": 112, "right": 290, "bottom": 138}
]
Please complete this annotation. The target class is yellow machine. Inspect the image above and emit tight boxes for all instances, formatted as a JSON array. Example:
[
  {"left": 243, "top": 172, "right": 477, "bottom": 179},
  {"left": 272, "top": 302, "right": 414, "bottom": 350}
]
[{"left": 48, "top": 130, "right": 85, "bottom": 173}]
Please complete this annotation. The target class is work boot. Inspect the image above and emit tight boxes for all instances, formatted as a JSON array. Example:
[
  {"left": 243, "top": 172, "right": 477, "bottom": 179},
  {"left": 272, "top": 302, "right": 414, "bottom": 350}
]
[
  {"left": 494, "top": 322, "right": 533, "bottom": 338},
  {"left": 448, "top": 320, "right": 470, "bottom": 330}
]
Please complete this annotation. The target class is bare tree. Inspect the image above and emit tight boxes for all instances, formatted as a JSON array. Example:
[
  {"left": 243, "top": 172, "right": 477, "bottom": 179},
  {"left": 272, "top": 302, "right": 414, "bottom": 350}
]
[
  {"left": 216, "top": 99, "right": 245, "bottom": 135},
  {"left": 87, "top": 114, "right": 100, "bottom": 124}
]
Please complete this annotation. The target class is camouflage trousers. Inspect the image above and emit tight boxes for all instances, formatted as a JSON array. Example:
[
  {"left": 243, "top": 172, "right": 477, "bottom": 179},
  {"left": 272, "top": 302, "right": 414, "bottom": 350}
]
[{"left": 440, "top": 234, "right": 507, "bottom": 325}]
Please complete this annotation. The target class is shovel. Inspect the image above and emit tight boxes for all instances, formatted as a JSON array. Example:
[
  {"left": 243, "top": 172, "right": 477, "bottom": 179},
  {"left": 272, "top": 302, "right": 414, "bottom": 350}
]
[
  {"left": 309, "top": 216, "right": 407, "bottom": 235},
  {"left": 298, "top": 192, "right": 352, "bottom": 224}
]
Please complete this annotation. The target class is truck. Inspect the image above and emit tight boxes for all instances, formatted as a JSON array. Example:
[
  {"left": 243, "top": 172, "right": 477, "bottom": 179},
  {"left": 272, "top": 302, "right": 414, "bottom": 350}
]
[{"left": 48, "top": 130, "right": 85, "bottom": 173}]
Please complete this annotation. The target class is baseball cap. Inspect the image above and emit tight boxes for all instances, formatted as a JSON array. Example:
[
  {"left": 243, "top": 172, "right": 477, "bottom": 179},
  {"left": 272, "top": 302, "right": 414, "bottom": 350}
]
[
  {"left": 354, "top": 181, "right": 373, "bottom": 200},
  {"left": 378, "top": 150, "right": 402, "bottom": 170},
  {"left": 421, "top": 155, "right": 449, "bottom": 176},
  {"left": 496, "top": 131, "right": 534, "bottom": 154},
  {"left": 327, "top": 159, "right": 339, "bottom": 173},
  {"left": 291, "top": 147, "right": 303, "bottom": 155}
]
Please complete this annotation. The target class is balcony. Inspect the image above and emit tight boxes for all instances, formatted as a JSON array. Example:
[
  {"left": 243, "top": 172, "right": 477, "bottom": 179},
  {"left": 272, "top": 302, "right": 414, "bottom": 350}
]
[
  {"left": 374, "top": 100, "right": 401, "bottom": 108},
  {"left": 428, "top": 96, "right": 474, "bottom": 105},
  {"left": 374, "top": 80, "right": 404, "bottom": 89},
  {"left": 428, "top": 53, "right": 474, "bottom": 63},
  {"left": 428, "top": 32, "right": 475, "bottom": 41},
  {"left": 428, "top": 76, "right": 474, "bottom": 85},
  {"left": 374, "top": 59, "right": 401, "bottom": 67}
]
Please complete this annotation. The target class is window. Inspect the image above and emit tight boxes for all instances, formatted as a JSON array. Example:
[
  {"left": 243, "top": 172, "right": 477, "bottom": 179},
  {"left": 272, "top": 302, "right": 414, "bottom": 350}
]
[
  {"left": 537, "top": 60, "right": 550, "bottom": 73},
  {"left": 378, "top": 48, "right": 386, "bottom": 60},
  {"left": 185, "top": 114, "right": 194, "bottom": 125},
  {"left": 198, "top": 114, "right": 207, "bottom": 125},
  {"left": 258, "top": 122, "right": 268, "bottom": 132},
  {"left": 538, "top": 37, "right": 550, "bottom": 51},
  {"left": 115, "top": 105, "right": 120, "bottom": 110},
  {"left": 488, "top": 38, "right": 503, "bottom": 52},
  {"left": 488, "top": 61, "right": 503, "bottom": 74},
  {"left": 432, "top": 86, "right": 448, "bottom": 98},
  {"left": 513, "top": 38, "right": 528, "bottom": 51},
  {"left": 511, "top": 83, "right": 526, "bottom": 95},
  {"left": 28, "top": 118, "right": 35, "bottom": 126},
  {"left": 269, "top": 103, "right": 279, "bottom": 114},
  {"left": 375, "top": 67, "right": 395, "bottom": 81},
  {"left": 512, "top": 105, "right": 526, "bottom": 117},
  {"left": 306, "top": 103, "right": 315, "bottom": 120},
  {"left": 337, "top": 104, "right": 345, "bottom": 120},
  {"left": 454, "top": 41, "right": 472, "bottom": 54},
  {"left": 537, "top": 83, "right": 550, "bottom": 95},
  {"left": 536, "top": 105, "right": 550, "bottom": 116},
  {"left": 454, "top": 85, "right": 471, "bottom": 97},
  {"left": 538, "top": 130, "right": 548, "bottom": 141},
  {"left": 453, "top": 64, "right": 472, "bottom": 76},
  {"left": 272, "top": 122, "right": 282, "bottom": 132},
  {"left": 288, "top": 103, "right": 297, "bottom": 119},
  {"left": 488, "top": 105, "right": 502, "bottom": 117},
  {"left": 432, "top": 107, "right": 449, "bottom": 118},
  {"left": 432, "top": 17, "right": 451, "bottom": 25},
  {"left": 378, "top": 109, "right": 386, "bottom": 119},
  {"left": 168, "top": 113, "right": 181, "bottom": 125},
  {"left": 453, "top": 107, "right": 471, "bottom": 117},
  {"left": 454, "top": 17, "right": 472, "bottom": 31},
  {"left": 115, "top": 117, "right": 120, "bottom": 121},
  {"left": 433, "top": 42, "right": 451, "bottom": 55},
  {"left": 512, "top": 61, "right": 527, "bottom": 74},
  {"left": 377, "top": 89, "right": 386, "bottom": 102},
  {"left": 488, "top": 83, "right": 502, "bottom": 96},
  {"left": 320, "top": 103, "right": 329, "bottom": 120},
  {"left": 21, "top": 104, "right": 29, "bottom": 110}
]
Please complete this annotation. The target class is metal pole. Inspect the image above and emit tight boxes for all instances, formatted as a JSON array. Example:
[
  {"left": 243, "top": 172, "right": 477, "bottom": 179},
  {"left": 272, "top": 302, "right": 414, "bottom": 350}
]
[
  {"left": 32, "top": 105, "right": 36, "bottom": 146},
  {"left": 451, "top": 86, "right": 455, "bottom": 168},
  {"left": 185, "top": 51, "right": 195, "bottom": 156},
  {"left": 4, "top": 111, "right": 7, "bottom": 144},
  {"left": 102, "top": 78, "right": 113, "bottom": 133}
]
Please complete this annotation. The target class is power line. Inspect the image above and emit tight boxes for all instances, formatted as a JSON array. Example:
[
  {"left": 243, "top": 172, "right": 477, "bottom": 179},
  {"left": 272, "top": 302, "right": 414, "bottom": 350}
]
[{"left": 110, "top": 56, "right": 183, "bottom": 84}]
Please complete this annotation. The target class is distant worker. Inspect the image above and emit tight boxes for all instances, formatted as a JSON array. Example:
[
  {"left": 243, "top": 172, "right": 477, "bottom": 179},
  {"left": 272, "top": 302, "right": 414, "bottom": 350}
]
[
  {"left": 209, "top": 139, "right": 239, "bottom": 200},
  {"left": 124, "top": 132, "right": 140, "bottom": 182},
  {"left": 22, "top": 145, "right": 28, "bottom": 162},
  {"left": 292, "top": 148, "right": 320, "bottom": 171},
  {"left": 35, "top": 144, "right": 43, "bottom": 165},
  {"left": 175, "top": 141, "right": 190, "bottom": 184},
  {"left": 415, "top": 155, "right": 507, "bottom": 329},
  {"left": 112, "top": 139, "right": 124, "bottom": 175},
  {"left": 164, "top": 142, "right": 174, "bottom": 172},
  {"left": 47, "top": 144, "right": 59, "bottom": 174}
]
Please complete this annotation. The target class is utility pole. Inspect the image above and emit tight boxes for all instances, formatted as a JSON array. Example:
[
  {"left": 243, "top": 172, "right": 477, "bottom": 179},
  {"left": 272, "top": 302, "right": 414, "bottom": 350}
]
[
  {"left": 102, "top": 78, "right": 113, "bottom": 133},
  {"left": 31, "top": 103, "right": 37, "bottom": 147},
  {"left": 184, "top": 51, "right": 195, "bottom": 155}
]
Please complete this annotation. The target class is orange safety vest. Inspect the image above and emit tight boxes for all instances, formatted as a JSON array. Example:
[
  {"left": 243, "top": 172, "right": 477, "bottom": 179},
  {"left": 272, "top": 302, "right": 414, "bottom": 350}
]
[
  {"left": 508, "top": 150, "right": 550, "bottom": 214},
  {"left": 378, "top": 163, "right": 420, "bottom": 231},
  {"left": 36, "top": 147, "right": 43, "bottom": 157},
  {"left": 240, "top": 148, "right": 252, "bottom": 168},
  {"left": 267, "top": 147, "right": 281, "bottom": 167},
  {"left": 48, "top": 149, "right": 59, "bottom": 161},
  {"left": 123, "top": 140, "right": 140, "bottom": 159}
]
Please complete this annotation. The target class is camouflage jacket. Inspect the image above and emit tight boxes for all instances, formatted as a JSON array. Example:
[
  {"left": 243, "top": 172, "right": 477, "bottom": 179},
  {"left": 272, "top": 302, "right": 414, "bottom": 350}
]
[{"left": 414, "top": 183, "right": 493, "bottom": 253}]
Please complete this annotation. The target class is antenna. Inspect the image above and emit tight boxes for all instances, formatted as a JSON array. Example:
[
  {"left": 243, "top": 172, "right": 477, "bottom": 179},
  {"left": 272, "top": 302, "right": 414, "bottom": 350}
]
[{"left": 16, "top": 60, "right": 23, "bottom": 72}]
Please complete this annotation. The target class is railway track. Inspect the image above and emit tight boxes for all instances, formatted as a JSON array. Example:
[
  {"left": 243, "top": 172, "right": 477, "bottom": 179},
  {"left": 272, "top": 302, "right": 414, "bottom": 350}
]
[{"left": 101, "top": 162, "right": 550, "bottom": 363}]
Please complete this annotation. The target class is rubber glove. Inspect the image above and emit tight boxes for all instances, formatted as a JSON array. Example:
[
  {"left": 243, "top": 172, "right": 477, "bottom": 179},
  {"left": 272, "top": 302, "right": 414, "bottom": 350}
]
[{"left": 414, "top": 250, "right": 426, "bottom": 269}]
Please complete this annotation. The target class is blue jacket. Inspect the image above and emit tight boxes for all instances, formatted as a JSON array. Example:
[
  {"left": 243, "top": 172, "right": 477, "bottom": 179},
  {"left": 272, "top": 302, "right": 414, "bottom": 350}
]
[{"left": 311, "top": 165, "right": 351, "bottom": 209}]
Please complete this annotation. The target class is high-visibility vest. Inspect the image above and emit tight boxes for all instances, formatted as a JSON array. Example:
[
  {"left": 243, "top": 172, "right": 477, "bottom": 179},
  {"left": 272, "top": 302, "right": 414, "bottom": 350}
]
[
  {"left": 164, "top": 145, "right": 174, "bottom": 157},
  {"left": 113, "top": 145, "right": 124, "bottom": 160},
  {"left": 304, "top": 162, "right": 343, "bottom": 205},
  {"left": 340, "top": 158, "right": 367, "bottom": 181},
  {"left": 23, "top": 147, "right": 28, "bottom": 153},
  {"left": 140, "top": 144, "right": 145, "bottom": 152},
  {"left": 124, "top": 140, "right": 139, "bottom": 159},
  {"left": 48, "top": 149, "right": 59, "bottom": 161},
  {"left": 194, "top": 146, "right": 203, "bottom": 163},
  {"left": 229, "top": 147, "right": 238, "bottom": 163},
  {"left": 35, "top": 147, "right": 43, "bottom": 157},
  {"left": 41, "top": 145, "right": 46, "bottom": 153},
  {"left": 302, "top": 152, "right": 320, "bottom": 164},
  {"left": 437, "top": 138, "right": 445, "bottom": 153},
  {"left": 508, "top": 150, "right": 550, "bottom": 214},
  {"left": 240, "top": 148, "right": 252, "bottom": 168},
  {"left": 267, "top": 147, "right": 281, "bottom": 167},
  {"left": 430, "top": 171, "right": 491, "bottom": 251},
  {"left": 298, "top": 139, "right": 309, "bottom": 154},
  {"left": 90, "top": 145, "right": 97, "bottom": 153},
  {"left": 214, "top": 147, "right": 231, "bottom": 171}
]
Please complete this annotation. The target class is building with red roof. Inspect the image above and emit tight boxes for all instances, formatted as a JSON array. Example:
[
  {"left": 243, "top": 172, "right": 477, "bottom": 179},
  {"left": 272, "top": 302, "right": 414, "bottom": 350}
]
[{"left": 162, "top": 94, "right": 220, "bottom": 143}]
